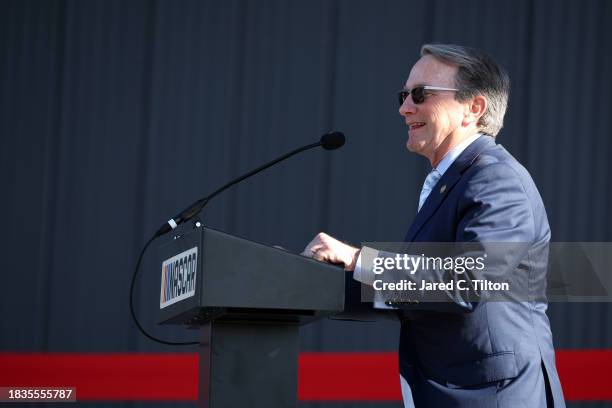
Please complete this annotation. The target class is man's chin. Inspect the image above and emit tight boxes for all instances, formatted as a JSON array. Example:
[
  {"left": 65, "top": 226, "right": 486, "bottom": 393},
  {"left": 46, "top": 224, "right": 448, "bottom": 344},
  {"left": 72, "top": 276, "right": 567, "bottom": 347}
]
[
  {"left": 406, "top": 139, "right": 432, "bottom": 162},
  {"left": 406, "top": 139, "right": 421, "bottom": 153}
]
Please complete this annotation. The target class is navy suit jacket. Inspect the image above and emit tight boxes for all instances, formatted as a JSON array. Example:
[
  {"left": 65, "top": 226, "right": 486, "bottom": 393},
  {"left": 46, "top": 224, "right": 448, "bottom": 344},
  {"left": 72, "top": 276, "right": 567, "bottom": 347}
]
[{"left": 391, "top": 135, "right": 565, "bottom": 407}]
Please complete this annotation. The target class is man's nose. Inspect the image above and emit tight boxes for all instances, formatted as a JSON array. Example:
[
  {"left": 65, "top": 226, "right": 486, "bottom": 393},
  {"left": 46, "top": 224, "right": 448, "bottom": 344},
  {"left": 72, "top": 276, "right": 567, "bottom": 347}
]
[{"left": 399, "top": 97, "right": 416, "bottom": 116}]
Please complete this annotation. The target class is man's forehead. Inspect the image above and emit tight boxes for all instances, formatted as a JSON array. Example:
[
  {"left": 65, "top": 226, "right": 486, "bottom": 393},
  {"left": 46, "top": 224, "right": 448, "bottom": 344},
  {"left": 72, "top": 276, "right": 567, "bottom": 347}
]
[{"left": 404, "top": 55, "right": 457, "bottom": 88}]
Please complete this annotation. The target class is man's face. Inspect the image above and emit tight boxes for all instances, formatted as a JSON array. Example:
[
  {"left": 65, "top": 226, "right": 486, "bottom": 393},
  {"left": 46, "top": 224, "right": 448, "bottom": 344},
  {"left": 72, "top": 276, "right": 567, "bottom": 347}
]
[{"left": 399, "top": 55, "right": 467, "bottom": 163}]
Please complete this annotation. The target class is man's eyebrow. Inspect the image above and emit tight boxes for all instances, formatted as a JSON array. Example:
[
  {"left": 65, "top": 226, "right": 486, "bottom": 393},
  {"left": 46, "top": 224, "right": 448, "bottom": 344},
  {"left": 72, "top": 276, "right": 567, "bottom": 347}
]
[{"left": 402, "top": 82, "right": 426, "bottom": 90}]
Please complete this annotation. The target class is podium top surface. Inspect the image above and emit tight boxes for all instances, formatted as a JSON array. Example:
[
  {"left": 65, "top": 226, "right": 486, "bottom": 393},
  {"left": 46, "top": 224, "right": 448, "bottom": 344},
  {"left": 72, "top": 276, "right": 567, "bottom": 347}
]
[{"left": 157, "top": 224, "right": 345, "bottom": 325}]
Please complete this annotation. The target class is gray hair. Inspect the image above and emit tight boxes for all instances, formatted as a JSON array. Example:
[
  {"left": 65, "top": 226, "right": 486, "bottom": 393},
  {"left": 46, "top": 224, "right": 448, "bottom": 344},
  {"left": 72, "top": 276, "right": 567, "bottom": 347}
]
[{"left": 420, "top": 44, "right": 510, "bottom": 137}]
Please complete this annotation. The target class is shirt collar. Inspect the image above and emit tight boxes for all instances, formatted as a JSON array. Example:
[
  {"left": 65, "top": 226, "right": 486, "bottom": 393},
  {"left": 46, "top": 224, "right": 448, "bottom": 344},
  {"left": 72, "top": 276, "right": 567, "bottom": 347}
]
[{"left": 434, "top": 133, "right": 483, "bottom": 176}]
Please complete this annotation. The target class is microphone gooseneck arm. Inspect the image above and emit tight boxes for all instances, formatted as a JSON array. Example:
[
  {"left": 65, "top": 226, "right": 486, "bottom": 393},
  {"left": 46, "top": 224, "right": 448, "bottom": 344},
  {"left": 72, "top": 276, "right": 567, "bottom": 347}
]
[
  {"left": 154, "top": 141, "right": 323, "bottom": 238},
  {"left": 202, "top": 141, "right": 321, "bottom": 206}
]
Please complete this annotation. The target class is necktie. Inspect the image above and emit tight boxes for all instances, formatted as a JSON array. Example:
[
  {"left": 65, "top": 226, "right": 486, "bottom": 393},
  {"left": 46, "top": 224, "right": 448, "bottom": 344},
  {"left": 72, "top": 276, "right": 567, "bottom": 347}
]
[{"left": 418, "top": 169, "right": 441, "bottom": 211}]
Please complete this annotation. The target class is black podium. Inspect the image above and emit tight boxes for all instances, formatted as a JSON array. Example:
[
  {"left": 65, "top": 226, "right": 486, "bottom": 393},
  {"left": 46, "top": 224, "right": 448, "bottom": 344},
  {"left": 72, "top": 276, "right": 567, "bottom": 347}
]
[{"left": 156, "top": 224, "right": 345, "bottom": 407}]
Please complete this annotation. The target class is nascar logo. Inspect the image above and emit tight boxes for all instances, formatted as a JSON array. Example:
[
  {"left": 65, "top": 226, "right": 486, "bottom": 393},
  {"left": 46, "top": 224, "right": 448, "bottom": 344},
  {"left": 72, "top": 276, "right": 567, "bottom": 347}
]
[{"left": 160, "top": 247, "right": 197, "bottom": 309}]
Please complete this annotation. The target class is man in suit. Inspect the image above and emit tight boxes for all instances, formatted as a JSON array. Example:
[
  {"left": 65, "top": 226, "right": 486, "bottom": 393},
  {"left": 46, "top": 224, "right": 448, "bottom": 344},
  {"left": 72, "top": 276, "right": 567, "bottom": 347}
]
[{"left": 302, "top": 44, "right": 565, "bottom": 407}]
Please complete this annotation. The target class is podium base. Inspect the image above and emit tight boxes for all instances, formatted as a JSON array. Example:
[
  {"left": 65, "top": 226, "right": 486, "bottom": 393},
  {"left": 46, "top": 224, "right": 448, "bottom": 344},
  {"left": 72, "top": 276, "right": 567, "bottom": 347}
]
[{"left": 199, "top": 320, "right": 299, "bottom": 407}]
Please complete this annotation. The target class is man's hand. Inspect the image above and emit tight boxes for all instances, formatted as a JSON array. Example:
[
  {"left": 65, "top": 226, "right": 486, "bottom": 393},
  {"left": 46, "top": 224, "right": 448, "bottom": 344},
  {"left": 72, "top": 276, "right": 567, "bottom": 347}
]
[{"left": 301, "top": 232, "right": 360, "bottom": 271}]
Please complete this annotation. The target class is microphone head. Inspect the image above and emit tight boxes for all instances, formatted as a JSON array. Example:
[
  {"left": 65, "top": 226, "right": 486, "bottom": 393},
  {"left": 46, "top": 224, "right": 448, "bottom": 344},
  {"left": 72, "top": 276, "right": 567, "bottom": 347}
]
[{"left": 320, "top": 131, "right": 345, "bottom": 150}]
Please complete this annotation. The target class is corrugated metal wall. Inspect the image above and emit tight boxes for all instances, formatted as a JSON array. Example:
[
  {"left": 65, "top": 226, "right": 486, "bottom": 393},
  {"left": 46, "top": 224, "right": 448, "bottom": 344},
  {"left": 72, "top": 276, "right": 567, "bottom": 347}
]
[{"left": 1, "top": 0, "right": 611, "bottom": 407}]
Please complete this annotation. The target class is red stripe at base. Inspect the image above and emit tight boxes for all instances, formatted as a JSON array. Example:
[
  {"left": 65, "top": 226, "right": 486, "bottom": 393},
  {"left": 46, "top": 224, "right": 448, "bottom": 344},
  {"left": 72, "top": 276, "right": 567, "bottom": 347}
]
[
  {"left": 298, "top": 352, "right": 400, "bottom": 401},
  {"left": 0, "top": 350, "right": 610, "bottom": 401},
  {"left": 556, "top": 350, "right": 612, "bottom": 401},
  {"left": 0, "top": 353, "right": 198, "bottom": 400}
]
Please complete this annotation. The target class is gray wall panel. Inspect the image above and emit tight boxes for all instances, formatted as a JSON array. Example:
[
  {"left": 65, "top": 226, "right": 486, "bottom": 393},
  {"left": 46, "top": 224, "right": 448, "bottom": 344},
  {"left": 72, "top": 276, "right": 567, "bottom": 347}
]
[{"left": 1, "top": 0, "right": 611, "bottom": 406}]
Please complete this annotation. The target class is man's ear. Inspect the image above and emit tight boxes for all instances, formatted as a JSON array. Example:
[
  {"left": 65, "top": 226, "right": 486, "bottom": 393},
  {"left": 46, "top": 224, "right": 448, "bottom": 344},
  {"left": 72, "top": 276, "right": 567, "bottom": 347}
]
[{"left": 463, "top": 95, "right": 487, "bottom": 127}]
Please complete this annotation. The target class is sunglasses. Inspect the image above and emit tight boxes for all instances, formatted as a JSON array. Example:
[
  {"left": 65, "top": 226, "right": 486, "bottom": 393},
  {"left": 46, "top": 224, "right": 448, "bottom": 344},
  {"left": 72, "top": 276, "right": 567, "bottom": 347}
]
[{"left": 398, "top": 86, "right": 459, "bottom": 106}]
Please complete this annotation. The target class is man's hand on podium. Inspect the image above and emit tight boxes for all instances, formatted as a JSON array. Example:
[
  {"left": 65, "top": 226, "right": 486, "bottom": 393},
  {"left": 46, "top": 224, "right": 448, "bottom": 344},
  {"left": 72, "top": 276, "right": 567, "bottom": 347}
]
[{"left": 301, "top": 232, "right": 360, "bottom": 271}]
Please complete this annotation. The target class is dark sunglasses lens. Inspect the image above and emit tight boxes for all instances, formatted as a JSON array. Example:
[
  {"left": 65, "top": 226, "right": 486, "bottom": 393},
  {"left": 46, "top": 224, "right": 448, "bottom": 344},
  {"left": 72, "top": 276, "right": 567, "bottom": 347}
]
[
  {"left": 398, "top": 91, "right": 408, "bottom": 106},
  {"left": 398, "top": 88, "right": 426, "bottom": 106},
  {"left": 412, "top": 87, "right": 425, "bottom": 104}
]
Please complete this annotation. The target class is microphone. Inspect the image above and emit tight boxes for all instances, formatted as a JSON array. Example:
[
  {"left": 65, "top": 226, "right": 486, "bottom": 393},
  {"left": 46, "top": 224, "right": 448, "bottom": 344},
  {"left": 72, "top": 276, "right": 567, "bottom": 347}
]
[
  {"left": 321, "top": 131, "right": 345, "bottom": 150},
  {"left": 153, "top": 131, "right": 346, "bottom": 238}
]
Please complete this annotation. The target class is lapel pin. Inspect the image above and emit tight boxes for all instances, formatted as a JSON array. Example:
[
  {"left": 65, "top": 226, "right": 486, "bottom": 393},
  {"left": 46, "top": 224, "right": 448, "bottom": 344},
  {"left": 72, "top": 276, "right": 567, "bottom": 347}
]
[{"left": 440, "top": 185, "right": 447, "bottom": 194}]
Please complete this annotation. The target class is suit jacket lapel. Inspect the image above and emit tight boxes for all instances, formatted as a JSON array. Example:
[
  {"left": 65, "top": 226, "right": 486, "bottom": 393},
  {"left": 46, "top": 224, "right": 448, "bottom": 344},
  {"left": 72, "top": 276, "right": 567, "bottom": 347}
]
[{"left": 404, "top": 136, "right": 495, "bottom": 242}]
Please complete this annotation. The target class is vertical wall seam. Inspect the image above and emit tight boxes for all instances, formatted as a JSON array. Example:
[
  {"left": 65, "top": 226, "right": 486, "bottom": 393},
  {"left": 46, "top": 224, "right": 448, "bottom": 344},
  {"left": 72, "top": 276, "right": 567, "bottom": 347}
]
[
  {"left": 38, "top": 0, "right": 67, "bottom": 352},
  {"left": 522, "top": 0, "right": 535, "bottom": 168},
  {"left": 128, "top": 0, "right": 157, "bottom": 351},
  {"left": 317, "top": 0, "right": 340, "bottom": 232},
  {"left": 224, "top": 0, "right": 249, "bottom": 234},
  {"left": 423, "top": 0, "right": 436, "bottom": 42}
]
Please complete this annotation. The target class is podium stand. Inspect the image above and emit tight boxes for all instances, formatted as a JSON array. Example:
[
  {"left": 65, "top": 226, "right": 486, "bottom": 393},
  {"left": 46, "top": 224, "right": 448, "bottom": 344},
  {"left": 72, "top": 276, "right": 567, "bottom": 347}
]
[{"left": 156, "top": 224, "right": 345, "bottom": 407}]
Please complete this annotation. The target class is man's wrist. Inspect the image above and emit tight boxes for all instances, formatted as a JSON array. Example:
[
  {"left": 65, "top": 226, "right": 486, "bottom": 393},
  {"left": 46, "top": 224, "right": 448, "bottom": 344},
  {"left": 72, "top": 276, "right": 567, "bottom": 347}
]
[{"left": 345, "top": 248, "right": 361, "bottom": 271}]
